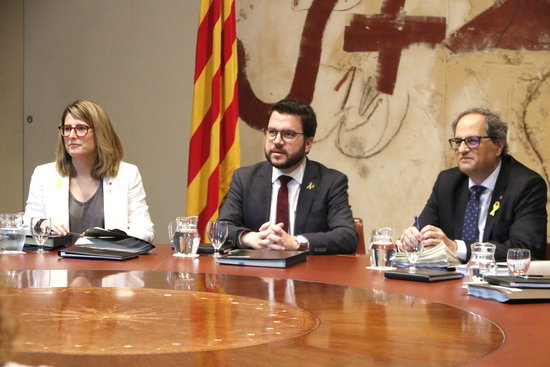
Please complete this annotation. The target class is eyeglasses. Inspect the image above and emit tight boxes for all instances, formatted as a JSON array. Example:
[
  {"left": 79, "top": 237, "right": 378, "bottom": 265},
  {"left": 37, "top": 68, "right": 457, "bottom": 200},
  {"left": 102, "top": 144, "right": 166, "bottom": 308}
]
[
  {"left": 58, "top": 124, "right": 92, "bottom": 137},
  {"left": 264, "top": 128, "right": 304, "bottom": 143},
  {"left": 448, "top": 136, "right": 492, "bottom": 150}
]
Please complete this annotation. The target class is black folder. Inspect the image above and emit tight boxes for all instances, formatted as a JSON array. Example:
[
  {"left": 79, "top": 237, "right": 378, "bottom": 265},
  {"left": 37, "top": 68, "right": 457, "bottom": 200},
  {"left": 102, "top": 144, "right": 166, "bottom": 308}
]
[
  {"left": 485, "top": 275, "right": 550, "bottom": 289},
  {"left": 384, "top": 269, "right": 463, "bottom": 282},
  {"left": 58, "top": 247, "right": 139, "bottom": 261},
  {"left": 216, "top": 250, "right": 307, "bottom": 268}
]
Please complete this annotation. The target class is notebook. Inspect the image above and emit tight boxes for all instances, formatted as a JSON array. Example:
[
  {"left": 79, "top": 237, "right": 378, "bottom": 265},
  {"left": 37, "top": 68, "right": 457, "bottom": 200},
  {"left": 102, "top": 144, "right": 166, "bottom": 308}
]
[
  {"left": 58, "top": 247, "right": 139, "bottom": 261},
  {"left": 484, "top": 275, "right": 550, "bottom": 289},
  {"left": 384, "top": 268, "right": 463, "bottom": 282},
  {"left": 216, "top": 250, "right": 307, "bottom": 268}
]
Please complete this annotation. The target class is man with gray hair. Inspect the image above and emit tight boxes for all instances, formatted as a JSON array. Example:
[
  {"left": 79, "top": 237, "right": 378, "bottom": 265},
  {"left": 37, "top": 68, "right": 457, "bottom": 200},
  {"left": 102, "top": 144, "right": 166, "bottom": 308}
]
[{"left": 399, "top": 108, "right": 547, "bottom": 261}]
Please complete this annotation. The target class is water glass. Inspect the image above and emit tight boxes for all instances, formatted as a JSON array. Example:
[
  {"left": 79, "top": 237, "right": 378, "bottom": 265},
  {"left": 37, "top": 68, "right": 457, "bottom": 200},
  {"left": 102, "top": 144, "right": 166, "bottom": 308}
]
[
  {"left": 403, "top": 234, "right": 423, "bottom": 273},
  {"left": 207, "top": 221, "right": 228, "bottom": 257},
  {"left": 507, "top": 248, "right": 531, "bottom": 276},
  {"left": 30, "top": 217, "right": 51, "bottom": 254}
]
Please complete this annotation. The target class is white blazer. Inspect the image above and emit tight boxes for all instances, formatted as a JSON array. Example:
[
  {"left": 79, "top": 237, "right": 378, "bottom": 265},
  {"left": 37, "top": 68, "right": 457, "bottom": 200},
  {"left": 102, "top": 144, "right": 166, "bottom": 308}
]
[{"left": 24, "top": 162, "right": 155, "bottom": 242}]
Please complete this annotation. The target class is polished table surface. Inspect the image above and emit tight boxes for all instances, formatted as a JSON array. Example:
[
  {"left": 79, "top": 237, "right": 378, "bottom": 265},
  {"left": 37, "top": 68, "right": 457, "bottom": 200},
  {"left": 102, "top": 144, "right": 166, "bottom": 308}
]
[{"left": 1, "top": 246, "right": 549, "bottom": 366}]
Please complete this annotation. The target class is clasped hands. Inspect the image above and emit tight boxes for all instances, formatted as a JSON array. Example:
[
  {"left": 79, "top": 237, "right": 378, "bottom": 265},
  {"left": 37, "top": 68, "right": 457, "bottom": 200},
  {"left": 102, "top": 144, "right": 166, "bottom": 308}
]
[
  {"left": 396, "top": 224, "right": 458, "bottom": 253},
  {"left": 241, "top": 221, "right": 299, "bottom": 251}
]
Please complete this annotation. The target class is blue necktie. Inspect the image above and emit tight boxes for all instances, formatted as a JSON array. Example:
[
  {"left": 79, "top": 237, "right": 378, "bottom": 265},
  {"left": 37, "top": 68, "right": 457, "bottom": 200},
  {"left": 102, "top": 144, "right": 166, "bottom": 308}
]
[{"left": 462, "top": 185, "right": 486, "bottom": 242}]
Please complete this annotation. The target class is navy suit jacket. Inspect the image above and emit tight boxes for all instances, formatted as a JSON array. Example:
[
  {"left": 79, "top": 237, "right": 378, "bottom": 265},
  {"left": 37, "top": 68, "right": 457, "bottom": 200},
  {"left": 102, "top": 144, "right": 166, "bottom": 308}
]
[
  {"left": 218, "top": 159, "right": 358, "bottom": 254},
  {"left": 419, "top": 155, "right": 547, "bottom": 261}
]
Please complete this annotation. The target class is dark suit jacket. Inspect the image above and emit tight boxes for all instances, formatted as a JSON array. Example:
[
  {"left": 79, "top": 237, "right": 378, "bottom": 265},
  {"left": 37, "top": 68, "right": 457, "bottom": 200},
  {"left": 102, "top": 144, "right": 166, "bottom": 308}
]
[
  {"left": 419, "top": 155, "right": 547, "bottom": 261},
  {"left": 218, "top": 159, "right": 358, "bottom": 254}
]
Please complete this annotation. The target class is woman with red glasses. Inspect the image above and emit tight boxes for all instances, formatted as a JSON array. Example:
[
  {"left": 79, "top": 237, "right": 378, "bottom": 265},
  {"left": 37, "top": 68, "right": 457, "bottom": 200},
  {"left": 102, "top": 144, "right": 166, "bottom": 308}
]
[{"left": 24, "top": 99, "right": 155, "bottom": 242}]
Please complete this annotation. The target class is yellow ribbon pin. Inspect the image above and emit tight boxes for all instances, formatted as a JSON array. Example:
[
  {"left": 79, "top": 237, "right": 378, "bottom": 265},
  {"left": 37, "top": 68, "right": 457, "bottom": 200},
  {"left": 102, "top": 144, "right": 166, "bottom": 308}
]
[
  {"left": 306, "top": 182, "right": 315, "bottom": 190},
  {"left": 56, "top": 179, "right": 63, "bottom": 189},
  {"left": 489, "top": 201, "right": 500, "bottom": 216}
]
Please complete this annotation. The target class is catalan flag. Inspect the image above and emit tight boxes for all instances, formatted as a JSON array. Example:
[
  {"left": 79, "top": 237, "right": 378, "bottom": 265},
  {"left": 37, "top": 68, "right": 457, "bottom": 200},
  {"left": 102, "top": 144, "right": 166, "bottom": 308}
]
[{"left": 186, "top": 0, "right": 240, "bottom": 239}]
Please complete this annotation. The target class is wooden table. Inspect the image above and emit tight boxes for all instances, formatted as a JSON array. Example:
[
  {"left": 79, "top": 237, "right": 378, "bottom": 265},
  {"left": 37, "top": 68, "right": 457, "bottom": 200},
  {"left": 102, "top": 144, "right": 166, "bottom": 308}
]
[{"left": 1, "top": 246, "right": 548, "bottom": 366}]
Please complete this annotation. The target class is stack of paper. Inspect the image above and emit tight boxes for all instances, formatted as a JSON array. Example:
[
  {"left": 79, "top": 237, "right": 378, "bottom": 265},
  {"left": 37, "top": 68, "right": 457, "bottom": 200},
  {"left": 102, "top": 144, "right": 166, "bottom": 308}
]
[
  {"left": 393, "top": 243, "right": 461, "bottom": 269},
  {"left": 467, "top": 283, "right": 550, "bottom": 303}
]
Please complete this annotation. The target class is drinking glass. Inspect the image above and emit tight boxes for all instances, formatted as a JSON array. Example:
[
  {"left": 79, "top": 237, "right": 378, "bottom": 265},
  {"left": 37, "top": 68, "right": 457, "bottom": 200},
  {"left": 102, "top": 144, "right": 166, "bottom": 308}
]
[
  {"left": 368, "top": 227, "right": 396, "bottom": 269},
  {"left": 207, "top": 221, "right": 228, "bottom": 257},
  {"left": 168, "top": 221, "right": 179, "bottom": 249},
  {"left": 30, "top": 217, "right": 51, "bottom": 254},
  {"left": 507, "top": 248, "right": 531, "bottom": 276},
  {"left": 403, "top": 234, "right": 423, "bottom": 273}
]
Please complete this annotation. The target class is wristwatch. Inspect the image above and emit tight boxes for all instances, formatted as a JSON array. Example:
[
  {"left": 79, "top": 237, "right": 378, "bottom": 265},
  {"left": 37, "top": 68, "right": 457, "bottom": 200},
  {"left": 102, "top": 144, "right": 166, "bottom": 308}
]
[{"left": 295, "top": 235, "right": 309, "bottom": 251}]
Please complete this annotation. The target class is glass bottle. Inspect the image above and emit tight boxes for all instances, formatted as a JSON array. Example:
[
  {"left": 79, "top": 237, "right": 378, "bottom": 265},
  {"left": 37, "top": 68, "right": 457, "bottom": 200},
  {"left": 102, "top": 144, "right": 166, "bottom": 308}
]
[
  {"left": 466, "top": 242, "right": 497, "bottom": 282},
  {"left": 0, "top": 212, "right": 25, "bottom": 252}
]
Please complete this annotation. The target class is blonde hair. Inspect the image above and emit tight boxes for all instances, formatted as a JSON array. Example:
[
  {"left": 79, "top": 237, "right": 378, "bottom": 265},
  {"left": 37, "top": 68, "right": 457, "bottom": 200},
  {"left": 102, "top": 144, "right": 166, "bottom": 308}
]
[{"left": 56, "top": 99, "right": 123, "bottom": 179}]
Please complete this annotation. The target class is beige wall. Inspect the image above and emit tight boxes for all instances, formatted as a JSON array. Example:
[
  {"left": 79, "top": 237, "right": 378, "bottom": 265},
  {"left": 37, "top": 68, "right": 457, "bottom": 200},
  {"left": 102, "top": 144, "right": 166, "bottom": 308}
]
[
  {"left": 236, "top": 0, "right": 550, "bottom": 237},
  {"left": 1, "top": 0, "right": 548, "bottom": 244},
  {"left": 2, "top": 0, "right": 261, "bottom": 244},
  {"left": 22, "top": 0, "right": 204, "bottom": 244},
  {"left": 0, "top": 1, "right": 24, "bottom": 213}
]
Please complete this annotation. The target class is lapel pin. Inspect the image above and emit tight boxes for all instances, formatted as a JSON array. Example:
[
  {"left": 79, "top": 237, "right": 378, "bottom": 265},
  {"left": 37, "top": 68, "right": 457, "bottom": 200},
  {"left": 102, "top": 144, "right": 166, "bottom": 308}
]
[
  {"left": 489, "top": 201, "right": 501, "bottom": 216},
  {"left": 306, "top": 182, "right": 315, "bottom": 190},
  {"left": 56, "top": 179, "right": 62, "bottom": 189}
]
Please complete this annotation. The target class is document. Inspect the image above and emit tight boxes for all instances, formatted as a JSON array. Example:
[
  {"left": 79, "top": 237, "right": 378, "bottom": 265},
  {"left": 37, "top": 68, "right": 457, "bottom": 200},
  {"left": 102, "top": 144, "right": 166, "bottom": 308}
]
[
  {"left": 467, "top": 283, "right": 550, "bottom": 303},
  {"left": 75, "top": 227, "right": 154, "bottom": 254},
  {"left": 393, "top": 243, "right": 461, "bottom": 269}
]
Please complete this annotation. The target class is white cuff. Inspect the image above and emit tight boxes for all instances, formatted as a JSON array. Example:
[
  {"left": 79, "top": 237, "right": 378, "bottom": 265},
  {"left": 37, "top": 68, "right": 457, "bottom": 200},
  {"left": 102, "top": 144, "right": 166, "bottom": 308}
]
[{"left": 456, "top": 239, "right": 467, "bottom": 261}]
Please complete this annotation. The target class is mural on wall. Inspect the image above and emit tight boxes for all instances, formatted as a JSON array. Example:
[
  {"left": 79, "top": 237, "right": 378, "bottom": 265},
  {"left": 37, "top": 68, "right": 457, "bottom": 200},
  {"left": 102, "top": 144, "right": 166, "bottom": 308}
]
[
  {"left": 235, "top": 0, "right": 550, "bottom": 231},
  {"left": 444, "top": 0, "right": 550, "bottom": 184}
]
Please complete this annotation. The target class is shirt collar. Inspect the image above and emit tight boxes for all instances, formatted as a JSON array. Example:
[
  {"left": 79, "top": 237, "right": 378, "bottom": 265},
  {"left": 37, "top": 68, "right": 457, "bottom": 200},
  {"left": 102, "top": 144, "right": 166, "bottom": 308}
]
[
  {"left": 272, "top": 158, "right": 306, "bottom": 185},
  {"left": 468, "top": 160, "right": 502, "bottom": 192}
]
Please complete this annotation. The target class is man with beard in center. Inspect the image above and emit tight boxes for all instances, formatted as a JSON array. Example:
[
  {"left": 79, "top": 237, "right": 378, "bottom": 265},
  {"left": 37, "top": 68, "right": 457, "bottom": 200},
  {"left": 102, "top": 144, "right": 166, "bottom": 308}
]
[{"left": 218, "top": 99, "right": 358, "bottom": 254}]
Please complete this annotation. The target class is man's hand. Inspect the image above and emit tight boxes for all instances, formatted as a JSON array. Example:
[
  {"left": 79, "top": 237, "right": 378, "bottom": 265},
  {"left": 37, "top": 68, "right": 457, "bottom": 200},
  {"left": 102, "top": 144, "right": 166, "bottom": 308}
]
[
  {"left": 419, "top": 225, "right": 457, "bottom": 253},
  {"left": 397, "top": 225, "right": 457, "bottom": 253},
  {"left": 240, "top": 222, "right": 299, "bottom": 251},
  {"left": 396, "top": 226, "right": 421, "bottom": 251}
]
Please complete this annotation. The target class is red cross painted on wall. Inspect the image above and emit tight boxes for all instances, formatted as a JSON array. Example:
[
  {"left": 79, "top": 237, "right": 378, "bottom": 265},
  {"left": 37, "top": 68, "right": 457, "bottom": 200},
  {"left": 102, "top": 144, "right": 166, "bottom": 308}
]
[{"left": 343, "top": 0, "right": 446, "bottom": 95}]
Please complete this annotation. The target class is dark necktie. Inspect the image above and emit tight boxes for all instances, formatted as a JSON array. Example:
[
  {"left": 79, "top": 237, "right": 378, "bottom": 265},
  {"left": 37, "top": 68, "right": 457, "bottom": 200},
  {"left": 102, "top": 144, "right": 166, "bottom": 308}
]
[
  {"left": 276, "top": 175, "right": 292, "bottom": 232},
  {"left": 462, "top": 185, "right": 486, "bottom": 242}
]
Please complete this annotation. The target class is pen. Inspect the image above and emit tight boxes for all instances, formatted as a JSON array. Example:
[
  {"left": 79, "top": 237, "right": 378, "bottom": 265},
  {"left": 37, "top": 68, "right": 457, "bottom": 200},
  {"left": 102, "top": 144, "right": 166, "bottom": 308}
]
[{"left": 414, "top": 216, "right": 420, "bottom": 230}]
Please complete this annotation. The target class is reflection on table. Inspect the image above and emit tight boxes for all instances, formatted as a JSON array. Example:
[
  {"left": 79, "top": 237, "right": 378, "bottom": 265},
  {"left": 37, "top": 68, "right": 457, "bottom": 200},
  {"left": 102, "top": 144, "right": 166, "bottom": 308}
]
[{"left": 0, "top": 246, "right": 548, "bottom": 366}]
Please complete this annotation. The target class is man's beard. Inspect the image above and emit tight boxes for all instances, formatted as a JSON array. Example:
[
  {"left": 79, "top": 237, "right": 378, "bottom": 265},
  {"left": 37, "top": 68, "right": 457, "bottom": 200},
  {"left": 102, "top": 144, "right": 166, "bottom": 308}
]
[{"left": 265, "top": 146, "right": 306, "bottom": 170}]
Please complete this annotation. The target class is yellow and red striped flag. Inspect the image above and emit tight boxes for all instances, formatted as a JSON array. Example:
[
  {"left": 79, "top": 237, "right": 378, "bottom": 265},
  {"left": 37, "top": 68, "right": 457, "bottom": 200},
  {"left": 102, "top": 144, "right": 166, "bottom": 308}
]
[{"left": 186, "top": 0, "right": 240, "bottom": 239}]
